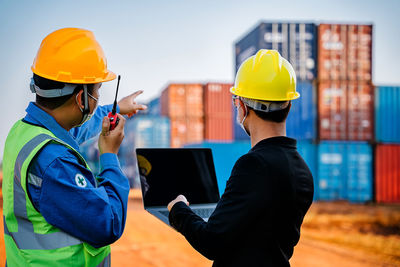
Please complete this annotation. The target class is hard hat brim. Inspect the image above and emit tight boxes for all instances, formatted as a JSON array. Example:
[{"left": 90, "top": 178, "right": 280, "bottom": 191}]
[
  {"left": 31, "top": 67, "right": 117, "bottom": 84},
  {"left": 230, "top": 86, "right": 300, "bottom": 101}
]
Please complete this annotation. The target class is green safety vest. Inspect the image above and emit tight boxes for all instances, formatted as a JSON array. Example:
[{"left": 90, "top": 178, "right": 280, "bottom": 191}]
[{"left": 2, "top": 120, "right": 111, "bottom": 266}]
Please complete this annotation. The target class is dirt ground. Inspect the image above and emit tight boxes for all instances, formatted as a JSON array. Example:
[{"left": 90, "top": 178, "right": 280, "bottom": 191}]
[{"left": 0, "top": 190, "right": 399, "bottom": 266}]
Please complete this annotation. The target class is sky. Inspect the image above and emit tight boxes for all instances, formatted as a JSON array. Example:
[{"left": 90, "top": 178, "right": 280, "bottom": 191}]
[{"left": 0, "top": 0, "right": 399, "bottom": 161}]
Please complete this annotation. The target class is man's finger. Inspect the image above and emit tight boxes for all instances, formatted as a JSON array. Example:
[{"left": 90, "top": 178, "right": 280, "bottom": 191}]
[
  {"left": 132, "top": 104, "right": 147, "bottom": 110},
  {"left": 129, "top": 90, "right": 144, "bottom": 99},
  {"left": 101, "top": 116, "right": 110, "bottom": 136}
]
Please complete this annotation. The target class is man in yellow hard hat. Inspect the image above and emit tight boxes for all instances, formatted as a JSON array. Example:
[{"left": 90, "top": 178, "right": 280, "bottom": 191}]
[
  {"left": 168, "top": 49, "right": 314, "bottom": 267},
  {"left": 2, "top": 28, "right": 146, "bottom": 266}
]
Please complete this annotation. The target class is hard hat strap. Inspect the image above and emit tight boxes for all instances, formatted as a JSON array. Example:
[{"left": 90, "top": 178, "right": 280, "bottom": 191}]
[
  {"left": 30, "top": 78, "right": 77, "bottom": 98},
  {"left": 241, "top": 97, "right": 289, "bottom": 113}
]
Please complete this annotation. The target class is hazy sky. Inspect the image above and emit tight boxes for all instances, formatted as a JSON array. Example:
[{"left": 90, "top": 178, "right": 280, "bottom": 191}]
[{"left": 0, "top": 0, "right": 399, "bottom": 161}]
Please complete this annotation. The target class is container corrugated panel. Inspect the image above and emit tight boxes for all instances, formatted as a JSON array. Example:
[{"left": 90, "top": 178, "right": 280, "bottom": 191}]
[
  {"left": 185, "top": 142, "right": 251, "bottom": 195},
  {"left": 186, "top": 117, "right": 204, "bottom": 145},
  {"left": 160, "top": 84, "right": 186, "bottom": 117},
  {"left": 318, "top": 81, "right": 373, "bottom": 140},
  {"left": 318, "top": 24, "right": 372, "bottom": 81},
  {"left": 286, "top": 82, "right": 316, "bottom": 140},
  {"left": 297, "top": 141, "right": 318, "bottom": 200},
  {"left": 186, "top": 84, "right": 204, "bottom": 117},
  {"left": 318, "top": 141, "right": 372, "bottom": 202},
  {"left": 204, "top": 83, "right": 233, "bottom": 141},
  {"left": 235, "top": 22, "right": 317, "bottom": 81},
  {"left": 375, "top": 145, "right": 400, "bottom": 203},
  {"left": 375, "top": 86, "right": 400, "bottom": 143},
  {"left": 170, "top": 117, "right": 187, "bottom": 148}
]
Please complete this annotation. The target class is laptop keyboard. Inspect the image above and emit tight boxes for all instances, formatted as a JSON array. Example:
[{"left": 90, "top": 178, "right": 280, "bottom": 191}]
[{"left": 159, "top": 208, "right": 214, "bottom": 219}]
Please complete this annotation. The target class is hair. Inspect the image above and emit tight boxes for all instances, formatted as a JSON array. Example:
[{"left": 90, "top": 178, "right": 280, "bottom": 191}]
[
  {"left": 33, "top": 74, "right": 94, "bottom": 110},
  {"left": 248, "top": 101, "right": 291, "bottom": 123}
]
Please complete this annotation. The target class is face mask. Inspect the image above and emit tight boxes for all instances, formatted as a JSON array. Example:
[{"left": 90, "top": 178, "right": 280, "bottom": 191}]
[
  {"left": 74, "top": 85, "right": 98, "bottom": 127},
  {"left": 236, "top": 102, "right": 250, "bottom": 136}
]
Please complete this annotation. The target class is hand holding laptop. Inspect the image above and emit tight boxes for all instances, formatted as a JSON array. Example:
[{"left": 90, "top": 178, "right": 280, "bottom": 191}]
[{"left": 168, "top": 195, "right": 189, "bottom": 211}]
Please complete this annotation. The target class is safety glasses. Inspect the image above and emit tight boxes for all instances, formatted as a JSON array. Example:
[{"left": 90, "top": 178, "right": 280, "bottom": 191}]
[{"left": 232, "top": 95, "right": 241, "bottom": 107}]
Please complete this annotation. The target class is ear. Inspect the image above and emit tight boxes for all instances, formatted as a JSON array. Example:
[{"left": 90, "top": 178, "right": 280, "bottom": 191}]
[{"left": 75, "top": 89, "right": 84, "bottom": 108}]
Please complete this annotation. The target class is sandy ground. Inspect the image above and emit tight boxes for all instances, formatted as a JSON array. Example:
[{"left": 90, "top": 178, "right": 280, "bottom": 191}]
[{"left": 0, "top": 190, "right": 399, "bottom": 266}]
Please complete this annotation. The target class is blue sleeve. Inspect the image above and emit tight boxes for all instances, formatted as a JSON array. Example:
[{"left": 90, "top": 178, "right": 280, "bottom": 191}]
[
  {"left": 27, "top": 143, "right": 130, "bottom": 248},
  {"left": 69, "top": 104, "right": 120, "bottom": 145}
]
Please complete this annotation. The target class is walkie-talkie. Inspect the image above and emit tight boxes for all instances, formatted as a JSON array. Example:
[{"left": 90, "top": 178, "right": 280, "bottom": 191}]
[{"left": 108, "top": 75, "right": 121, "bottom": 130}]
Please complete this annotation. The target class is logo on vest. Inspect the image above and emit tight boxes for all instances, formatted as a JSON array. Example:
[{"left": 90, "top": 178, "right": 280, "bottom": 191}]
[{"left": 75, "top": 173, "right": 87, "bottom": 188}]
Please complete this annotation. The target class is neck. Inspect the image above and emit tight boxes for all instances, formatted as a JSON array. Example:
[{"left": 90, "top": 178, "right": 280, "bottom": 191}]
[
  {"left": 35, "top": 103, "right": 77, "bottom": 131},
  {"left": 248, "top": 117, "right": 286, "bottom": 148}
]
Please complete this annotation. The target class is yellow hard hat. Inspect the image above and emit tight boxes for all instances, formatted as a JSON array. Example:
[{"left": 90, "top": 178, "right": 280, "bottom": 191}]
[
  {"left": 31, "top": 28, "right": 116, "bottom": 84},
  {"left": 231, "top": 49, "right": 299, "bottom": 101}
]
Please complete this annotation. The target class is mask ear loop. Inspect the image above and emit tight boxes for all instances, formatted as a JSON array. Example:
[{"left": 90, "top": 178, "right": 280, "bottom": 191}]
[
  {"left": 239, "top": 99, "right": 250, "bottom": 136},
  {"left": 76, "top": 85, "right": 90, "bottom": 126}
]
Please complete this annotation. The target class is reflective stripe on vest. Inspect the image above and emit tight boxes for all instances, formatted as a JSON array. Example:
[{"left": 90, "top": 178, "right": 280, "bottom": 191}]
[{"left": 5, "top": 133, "right": 83, "bottom": 250}]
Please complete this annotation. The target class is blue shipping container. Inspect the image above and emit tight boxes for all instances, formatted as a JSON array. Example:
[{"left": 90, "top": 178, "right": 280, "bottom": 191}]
[
  {"left": 297, "top": 141, "right": 318, "bottom": 200},
  {"left": 146, "top": 98, "right": 161, "bottom": 116},
  {"left": 318, "top": 142, "right": 373, "bottom": 203},
  {"left": 286, "top": 82, "right": 316, "bottom": 140},
  {"left": 185, "top": 142, "right": 251, "bottom": 195},
  {"left": 235, "top": 22, "right": 317, "bottom": 81},
  {"left": 375, "top": 86, "right": 400, "bottom": 143},
  {"left": 125, "top": 115, "right": 170, "bottom": 149}
]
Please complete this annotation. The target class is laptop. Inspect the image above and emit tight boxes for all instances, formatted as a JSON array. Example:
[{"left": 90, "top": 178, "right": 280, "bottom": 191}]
[{"left": 135, "top": 148, "right": 220, "bottom": 225}]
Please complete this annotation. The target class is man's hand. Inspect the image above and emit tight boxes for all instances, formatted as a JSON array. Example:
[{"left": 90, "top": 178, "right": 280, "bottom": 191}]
[
  {"left": 118, "top": 90, "right": 147, "bottom": 117},
  {"left": 168, "top": 195, "right": 189, "bottom": 211},
  {"left": 98, "top": 114, "right": 126, "bottom": 155}
]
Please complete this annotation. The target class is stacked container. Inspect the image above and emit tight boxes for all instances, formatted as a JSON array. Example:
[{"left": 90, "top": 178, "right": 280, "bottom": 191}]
[
  {"left": 317, "top": 142, "right": 373, "bottom": 202},
  {"left": 234, "top": 22, "right": 318, "bottom": 141},
  {"left": 317, "top": 24, "right": 374, "bottom": 140},
  {"left": 375, "top": 86, "right": 400, "bottom": 203},
  {"left": 161, "top": 83, "right": 204, "bottom": 147},
  {"left": 203, "top": 83, "right": 233, "bottom": 141}
]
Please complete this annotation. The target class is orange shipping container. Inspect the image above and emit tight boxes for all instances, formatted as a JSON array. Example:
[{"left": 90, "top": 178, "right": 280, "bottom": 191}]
[
  {"left": 318, "top": 81, "right": 373, "bottom": 140},
  {"left": 204, "top": 83, "right": 233, "bottom": 141},
  {"left": 318, "top": 24, "right": 372, "bottom": 81},
  {"left": 160, "top": 83, "right": 203, "bottom": 118},
  {"left": 376, "top": 145, "right": 400, "bottom": 203},
  {"left": 170, "top": 117, "right": 204, "bottom": 148}
]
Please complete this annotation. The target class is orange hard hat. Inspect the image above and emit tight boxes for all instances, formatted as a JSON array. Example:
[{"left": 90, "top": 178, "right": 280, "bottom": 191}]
[{"left": 31, "top": 27, "right": 116, "bottom": 84}]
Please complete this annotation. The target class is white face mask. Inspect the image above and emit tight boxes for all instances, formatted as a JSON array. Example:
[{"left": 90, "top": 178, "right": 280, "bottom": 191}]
[
  {"left": 74, "top": 87, "right": 98, "bottom": 127},
  {"left": 236, "top": 102, "right": 250, "bottom": 136}
]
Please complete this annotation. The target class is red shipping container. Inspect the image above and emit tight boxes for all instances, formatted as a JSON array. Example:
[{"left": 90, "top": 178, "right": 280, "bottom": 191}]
[
  {"left": 204, "top": 83, "right": 233, "bottom": 141},
  {"left": 318, "top": 81, "right": 373, "bottom": 140},
  {"left": 318, "top": 24, "right": 372, "bottom": 81},
  {"left": 376, "top": 145, "right": 400, "bottom": 203},
  {"left": 170, "top": 117, "right": 187, "bottom": 148}
]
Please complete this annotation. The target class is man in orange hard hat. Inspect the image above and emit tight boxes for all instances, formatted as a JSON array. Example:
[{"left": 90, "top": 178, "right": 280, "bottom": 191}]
[
  {"left": 168, "top": 50, "right": 314, "bottom": 266},
  {"left": 2, "top": 28, "right": 146, "bottom": 266}
]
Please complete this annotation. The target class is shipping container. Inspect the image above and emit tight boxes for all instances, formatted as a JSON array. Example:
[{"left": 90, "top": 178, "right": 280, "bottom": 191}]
[
  {"left": 318, "top": 81, "right": 373, "bottom": 141},
  {"left": 146, "top": 98, "right": 161, "bottom": 116},
  {"left": 185, "top": 142, "right": 251, "bottom": 195},
  {"left": 235, "top": 22, "right": 317, "bottom": 81},
  {"left": 297, "top": 141, "right": 318, "bottom": 200},
  {"left": 375, "top": 86, "right": 400, "bottom": 143},
  {"left": 375, "top": 145, "right": 400, "bottom": 203},
  {"left": 318, "top": 24, "right": 372, "bottom": 81},
  {"left": 317, "top": 141, "right": 373, "bottom": 202},
  {"left": 160, "top": 83, "right": 203, "bottom": 118},
  {"left": 125, "top": 115, "right": 170, "bottom": 148},
  {"left": 286, "top": 81, "right": 317, "bottom": 140},
  {"left": 204, "top": 83, "right": 233, "bottom": 141}
]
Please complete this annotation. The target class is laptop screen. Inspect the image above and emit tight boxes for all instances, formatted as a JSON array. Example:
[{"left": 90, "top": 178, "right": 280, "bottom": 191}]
[{"left": 136, "top": 148, "right": 220, "bottom": 207}]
